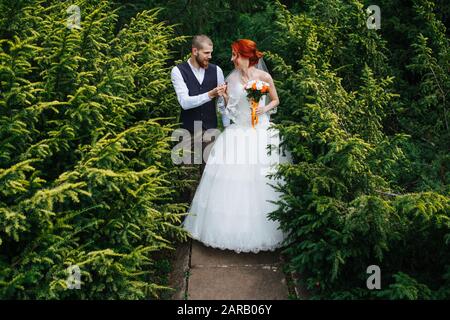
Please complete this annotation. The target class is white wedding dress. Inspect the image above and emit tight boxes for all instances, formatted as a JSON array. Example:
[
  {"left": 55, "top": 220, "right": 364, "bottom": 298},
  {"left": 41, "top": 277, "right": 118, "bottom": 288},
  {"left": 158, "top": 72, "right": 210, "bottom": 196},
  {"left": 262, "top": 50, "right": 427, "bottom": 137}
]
[{"left": 181, "top": 70, "right": 292, "bottom": 253}]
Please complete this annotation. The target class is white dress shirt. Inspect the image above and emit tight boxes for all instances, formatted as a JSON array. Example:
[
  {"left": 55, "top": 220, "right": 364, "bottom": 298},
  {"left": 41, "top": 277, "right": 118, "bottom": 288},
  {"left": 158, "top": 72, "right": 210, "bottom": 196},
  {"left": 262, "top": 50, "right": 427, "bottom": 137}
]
[{"left": 171, "top": 59, "right": 230, "bottom": 127}]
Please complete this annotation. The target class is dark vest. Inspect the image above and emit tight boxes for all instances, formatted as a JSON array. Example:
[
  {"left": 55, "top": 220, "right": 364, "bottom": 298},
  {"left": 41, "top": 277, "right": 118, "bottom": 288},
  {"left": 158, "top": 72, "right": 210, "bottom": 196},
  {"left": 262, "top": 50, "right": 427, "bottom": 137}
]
[{"left": 177, "top": 62, "right": 218, "bottom": 133}]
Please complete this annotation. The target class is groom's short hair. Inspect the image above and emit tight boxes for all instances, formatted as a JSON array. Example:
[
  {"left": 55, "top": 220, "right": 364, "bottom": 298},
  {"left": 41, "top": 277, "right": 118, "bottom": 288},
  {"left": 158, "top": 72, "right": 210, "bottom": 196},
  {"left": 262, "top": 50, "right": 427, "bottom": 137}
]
[{"left": 192, "top": 35, "right": 213, "bottom": 49}]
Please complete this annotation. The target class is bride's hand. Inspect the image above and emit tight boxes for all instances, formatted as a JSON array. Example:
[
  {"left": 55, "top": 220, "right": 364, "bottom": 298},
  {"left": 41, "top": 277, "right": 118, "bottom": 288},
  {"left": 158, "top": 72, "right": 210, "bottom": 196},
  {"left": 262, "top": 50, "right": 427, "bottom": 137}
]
[
  {"left": 255, "top": 105, "right": 267, "bottom": 116},
  {"left": 221, "top": 91, "right": 228, "bottom": 101},
  {"left": 218, "top": 84, "right": 228, "bottom": 100}
]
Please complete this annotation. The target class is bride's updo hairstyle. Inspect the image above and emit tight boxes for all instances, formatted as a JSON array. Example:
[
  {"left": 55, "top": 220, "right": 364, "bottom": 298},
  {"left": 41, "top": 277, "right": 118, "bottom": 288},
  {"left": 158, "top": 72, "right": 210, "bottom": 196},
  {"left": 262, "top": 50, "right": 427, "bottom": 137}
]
[{"left": 231, "top": 39, "right": 263, "bottom": 67}]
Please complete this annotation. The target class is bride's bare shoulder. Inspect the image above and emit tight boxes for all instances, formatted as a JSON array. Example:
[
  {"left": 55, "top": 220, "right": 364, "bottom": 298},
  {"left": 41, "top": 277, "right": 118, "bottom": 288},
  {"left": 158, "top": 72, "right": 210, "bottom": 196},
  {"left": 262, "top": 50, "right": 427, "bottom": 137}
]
[
  {"left": 255, "top": 69, "right": 272, "bottom": 83},
  {"left": 259, "top": 70, "right": 273, "bottom": 83}
]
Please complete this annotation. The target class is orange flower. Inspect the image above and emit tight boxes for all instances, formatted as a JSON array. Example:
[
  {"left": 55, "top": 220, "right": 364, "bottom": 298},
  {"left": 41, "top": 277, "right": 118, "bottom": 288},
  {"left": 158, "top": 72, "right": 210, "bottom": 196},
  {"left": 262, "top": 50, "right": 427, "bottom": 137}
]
[
  {"left": 261, "top": 86, "right": 269, "bottom": 93},
  {"left": 252, "top": 82, "right": 257, "bottom": 90}
]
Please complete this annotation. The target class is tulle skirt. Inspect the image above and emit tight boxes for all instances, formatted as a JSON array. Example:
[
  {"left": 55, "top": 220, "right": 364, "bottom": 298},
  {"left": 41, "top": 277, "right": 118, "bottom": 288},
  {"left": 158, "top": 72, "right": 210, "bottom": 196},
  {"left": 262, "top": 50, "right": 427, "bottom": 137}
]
[{"left": 181, "top": 122, "right": 291, "bottom": 253}]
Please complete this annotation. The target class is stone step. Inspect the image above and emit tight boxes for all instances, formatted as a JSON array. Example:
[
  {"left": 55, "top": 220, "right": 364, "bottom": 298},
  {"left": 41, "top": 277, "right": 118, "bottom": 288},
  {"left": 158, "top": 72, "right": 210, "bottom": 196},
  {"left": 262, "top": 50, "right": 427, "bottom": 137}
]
[
  {"left": 191, "top": 240, "right": 282, "bottom": 267},
  {"left": 187, "top": 240, "right": 289, "bottom": 300},
  {"left": 187, "top": 265, "right": 288, "bottom": 300}
]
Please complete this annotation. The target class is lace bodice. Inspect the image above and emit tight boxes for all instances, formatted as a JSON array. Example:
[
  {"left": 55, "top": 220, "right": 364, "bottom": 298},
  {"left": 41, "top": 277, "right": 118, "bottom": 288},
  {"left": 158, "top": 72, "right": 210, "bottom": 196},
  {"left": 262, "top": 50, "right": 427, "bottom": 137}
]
[{"left": 217, "top": 70, "right": 271, "bottom": 128}]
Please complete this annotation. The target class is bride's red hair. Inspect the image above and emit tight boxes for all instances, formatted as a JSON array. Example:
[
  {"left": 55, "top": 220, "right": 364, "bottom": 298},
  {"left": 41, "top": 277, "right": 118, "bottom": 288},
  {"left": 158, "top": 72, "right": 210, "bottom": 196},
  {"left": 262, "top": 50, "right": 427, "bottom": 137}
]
[{"left": 231, "top": 39, "right": 263, "bottom": 67}]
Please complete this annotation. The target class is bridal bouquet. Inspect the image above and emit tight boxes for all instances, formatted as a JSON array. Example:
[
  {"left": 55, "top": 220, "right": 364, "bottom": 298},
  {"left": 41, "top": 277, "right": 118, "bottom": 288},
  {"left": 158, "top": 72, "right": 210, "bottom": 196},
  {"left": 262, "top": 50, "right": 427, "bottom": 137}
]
[{"left": 245, "top": 80, "right": 270, "bottom": 128}]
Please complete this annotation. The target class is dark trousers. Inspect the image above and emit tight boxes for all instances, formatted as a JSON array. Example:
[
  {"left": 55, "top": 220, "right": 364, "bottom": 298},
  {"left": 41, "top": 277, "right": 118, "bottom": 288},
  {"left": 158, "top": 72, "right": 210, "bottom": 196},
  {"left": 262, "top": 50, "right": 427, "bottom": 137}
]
[{"left": 180, "top": 129, "right": 215, "bottom": 205}]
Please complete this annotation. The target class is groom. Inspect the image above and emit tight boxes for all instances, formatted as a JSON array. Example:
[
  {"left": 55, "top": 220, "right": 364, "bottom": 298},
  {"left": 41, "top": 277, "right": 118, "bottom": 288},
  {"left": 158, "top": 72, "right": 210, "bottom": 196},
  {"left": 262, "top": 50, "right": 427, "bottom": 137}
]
[{"left": 171, "top": 35, "right": 229, "bottom": 174}]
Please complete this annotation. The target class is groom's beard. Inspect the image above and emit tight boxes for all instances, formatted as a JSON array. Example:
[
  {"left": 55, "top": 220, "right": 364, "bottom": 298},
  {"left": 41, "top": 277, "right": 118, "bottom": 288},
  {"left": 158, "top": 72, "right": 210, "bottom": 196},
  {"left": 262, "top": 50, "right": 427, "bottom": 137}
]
[{"left": 196, "top": 55, "right": 210, "bottom": 68}]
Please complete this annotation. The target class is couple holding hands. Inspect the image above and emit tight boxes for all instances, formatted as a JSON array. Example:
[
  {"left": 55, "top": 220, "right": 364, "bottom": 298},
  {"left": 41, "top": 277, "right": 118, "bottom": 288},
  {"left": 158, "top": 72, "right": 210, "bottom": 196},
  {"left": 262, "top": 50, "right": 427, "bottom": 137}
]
[{"left": 171, "top": 35, "right": 291, "bottom": 254}]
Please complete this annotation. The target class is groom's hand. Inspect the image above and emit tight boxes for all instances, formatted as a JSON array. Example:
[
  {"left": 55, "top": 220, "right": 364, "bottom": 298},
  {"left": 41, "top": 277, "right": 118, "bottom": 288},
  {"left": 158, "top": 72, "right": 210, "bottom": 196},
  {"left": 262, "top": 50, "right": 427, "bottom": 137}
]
[
  {"left": 208, "top": 84, "right": 227, "bottom": 99},
  {"left": 208, "top": 86, "right": 220, "bottom": 99},
  {"left": 217, "top": 83, "right": 227, "bottom": 96},
  {"left": 218, "top": 83, "right": 228, "bottom": 100}
]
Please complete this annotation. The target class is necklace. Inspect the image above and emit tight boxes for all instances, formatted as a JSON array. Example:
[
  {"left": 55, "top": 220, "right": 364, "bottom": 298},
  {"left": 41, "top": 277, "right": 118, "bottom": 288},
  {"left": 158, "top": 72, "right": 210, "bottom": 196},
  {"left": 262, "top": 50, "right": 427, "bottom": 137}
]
[{"left": 239, "top": 68, "right": 254, "bottom": 85}]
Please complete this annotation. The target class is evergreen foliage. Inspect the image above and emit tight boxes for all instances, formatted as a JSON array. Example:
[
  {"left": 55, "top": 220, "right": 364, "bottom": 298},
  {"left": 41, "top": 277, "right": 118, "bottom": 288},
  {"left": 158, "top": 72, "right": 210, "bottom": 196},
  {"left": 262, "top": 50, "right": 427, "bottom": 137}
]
[
  {"left": 265, "top": 0, "right": 450, "bottom": 299},
  {"left": 0, "top": 0, "right": 188, "bottom": 299},
  {"left": 1, "top": 0, "right": 449, "bottom": 300}
]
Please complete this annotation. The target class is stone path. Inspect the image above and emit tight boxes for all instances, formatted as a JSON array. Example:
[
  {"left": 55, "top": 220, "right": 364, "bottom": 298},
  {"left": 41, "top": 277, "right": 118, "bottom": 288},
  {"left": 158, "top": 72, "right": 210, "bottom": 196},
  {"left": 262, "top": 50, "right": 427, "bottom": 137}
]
[{"left": 169, "top": 239, "right": 294, "bottom": 300}]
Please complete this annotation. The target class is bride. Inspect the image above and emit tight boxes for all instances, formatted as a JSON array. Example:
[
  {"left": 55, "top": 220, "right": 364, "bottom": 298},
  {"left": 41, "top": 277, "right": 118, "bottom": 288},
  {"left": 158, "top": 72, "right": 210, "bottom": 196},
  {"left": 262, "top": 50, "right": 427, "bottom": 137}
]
[{"left": 181, "top": 39, "right": 291, "bottom": 253}]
